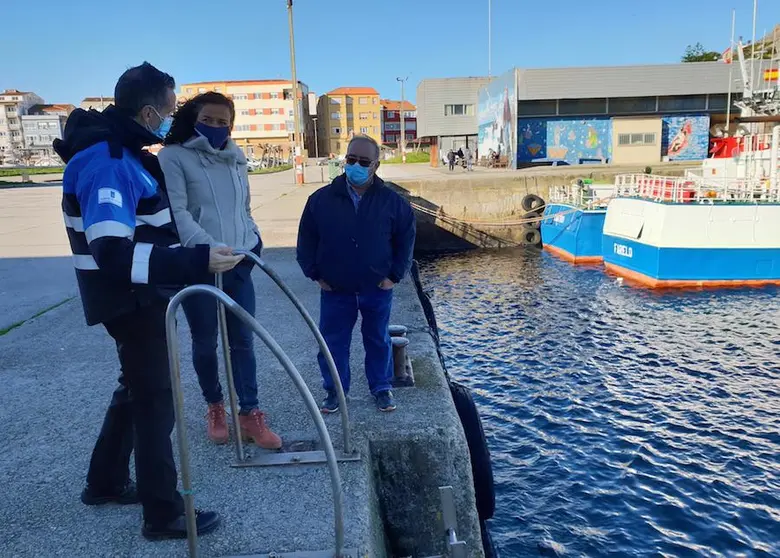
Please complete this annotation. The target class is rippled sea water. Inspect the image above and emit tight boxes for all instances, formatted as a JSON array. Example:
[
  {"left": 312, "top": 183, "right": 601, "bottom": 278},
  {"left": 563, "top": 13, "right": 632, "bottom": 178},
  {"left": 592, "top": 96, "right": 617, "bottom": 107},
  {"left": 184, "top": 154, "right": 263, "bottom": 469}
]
[{"left": 420, "top": 249, "right": 780, "bottom": 558}]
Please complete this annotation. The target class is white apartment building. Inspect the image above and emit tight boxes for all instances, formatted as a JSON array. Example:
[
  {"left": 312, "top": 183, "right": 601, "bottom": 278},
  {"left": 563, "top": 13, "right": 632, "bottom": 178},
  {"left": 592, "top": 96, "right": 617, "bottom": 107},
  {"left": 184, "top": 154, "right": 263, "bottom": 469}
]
[
  {"left": 0, "top": 89, "right": 44, "bottom": 163},
  {"left": 179, "top": 80, "right": 312, "bottom": 159}
]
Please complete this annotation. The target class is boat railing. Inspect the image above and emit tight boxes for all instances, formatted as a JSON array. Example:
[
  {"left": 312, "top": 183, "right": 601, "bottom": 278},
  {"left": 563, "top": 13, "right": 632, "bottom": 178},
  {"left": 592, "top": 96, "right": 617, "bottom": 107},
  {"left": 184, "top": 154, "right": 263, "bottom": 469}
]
[
  {"left": 614, "top": 173, "right": 780, "bottom": 204},
  {"left": 549, "top": 182, "right": 609, "bottom": 209}
]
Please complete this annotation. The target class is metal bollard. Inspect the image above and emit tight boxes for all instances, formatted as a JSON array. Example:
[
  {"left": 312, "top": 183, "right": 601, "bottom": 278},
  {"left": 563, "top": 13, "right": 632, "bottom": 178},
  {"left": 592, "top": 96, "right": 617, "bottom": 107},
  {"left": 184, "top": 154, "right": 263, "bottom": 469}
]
[
  {"left": 391, "top": 338, "right": 415, "bottom": 388},
  {"left": 389, "top": 324, "right": 408, "bottom": 338}
]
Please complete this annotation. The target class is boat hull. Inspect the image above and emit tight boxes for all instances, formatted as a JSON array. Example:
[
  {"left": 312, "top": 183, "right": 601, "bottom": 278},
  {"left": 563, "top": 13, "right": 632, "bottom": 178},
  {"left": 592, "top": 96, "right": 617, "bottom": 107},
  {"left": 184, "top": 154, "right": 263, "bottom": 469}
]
[
  {"left": 602, "top": 198, "right": 780, "bottom": 288},
  {"left": 541, "top": 203, "right": 605, "bottom": 264}
]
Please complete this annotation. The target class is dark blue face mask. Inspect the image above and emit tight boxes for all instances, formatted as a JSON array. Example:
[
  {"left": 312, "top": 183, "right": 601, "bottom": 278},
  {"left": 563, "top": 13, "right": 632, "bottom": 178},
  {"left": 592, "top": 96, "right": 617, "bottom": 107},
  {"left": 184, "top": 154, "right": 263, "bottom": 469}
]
[{"left": 195, "top": 122, "right": 230, "bottom": 150}]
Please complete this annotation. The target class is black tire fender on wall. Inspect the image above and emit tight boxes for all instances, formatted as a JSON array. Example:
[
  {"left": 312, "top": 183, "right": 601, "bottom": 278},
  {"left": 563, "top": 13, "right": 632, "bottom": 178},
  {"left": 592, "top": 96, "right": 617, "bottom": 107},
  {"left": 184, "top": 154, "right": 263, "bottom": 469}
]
[
  {"left": 521, "top": 193, "right": 545, "bottom": 212},
  {"left": 522, "top": 212, "right": 541, "bottom": 230},
  {"left": 450, "top": 381, "right": 496, "bottom": 521}
]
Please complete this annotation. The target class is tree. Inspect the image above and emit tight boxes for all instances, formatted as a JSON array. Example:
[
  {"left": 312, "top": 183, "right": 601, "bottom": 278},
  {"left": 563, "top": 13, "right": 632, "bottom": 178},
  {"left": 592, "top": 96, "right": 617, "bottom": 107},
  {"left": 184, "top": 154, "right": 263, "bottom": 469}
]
[{"left": 682, "top": 43, "right": 721, "bottom": 62}]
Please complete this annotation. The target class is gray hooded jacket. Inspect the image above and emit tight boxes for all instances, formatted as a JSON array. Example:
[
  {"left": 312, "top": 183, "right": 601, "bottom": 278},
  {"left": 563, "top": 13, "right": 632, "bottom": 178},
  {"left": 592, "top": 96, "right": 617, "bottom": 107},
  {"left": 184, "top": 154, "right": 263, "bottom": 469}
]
[{"left": 158, "top": 135, "right": 259, "bottom": 250}]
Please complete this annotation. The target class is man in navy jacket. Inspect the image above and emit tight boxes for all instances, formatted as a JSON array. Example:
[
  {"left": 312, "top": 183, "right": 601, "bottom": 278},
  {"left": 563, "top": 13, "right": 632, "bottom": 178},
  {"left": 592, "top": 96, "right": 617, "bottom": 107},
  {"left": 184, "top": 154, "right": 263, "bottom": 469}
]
[
  {"left": 54, "top": 62, "right": 241, "bottom": 540},
  {"left": 297, "top": 135, "right": 416, "bottom": 412}
]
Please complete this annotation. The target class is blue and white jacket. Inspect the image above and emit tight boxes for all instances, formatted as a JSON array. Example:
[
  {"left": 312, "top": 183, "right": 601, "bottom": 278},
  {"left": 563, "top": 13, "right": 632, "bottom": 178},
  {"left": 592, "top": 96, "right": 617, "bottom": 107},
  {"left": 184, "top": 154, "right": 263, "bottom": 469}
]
[{"left": 54, "top": 106, "right": 210, "bottom": 325}]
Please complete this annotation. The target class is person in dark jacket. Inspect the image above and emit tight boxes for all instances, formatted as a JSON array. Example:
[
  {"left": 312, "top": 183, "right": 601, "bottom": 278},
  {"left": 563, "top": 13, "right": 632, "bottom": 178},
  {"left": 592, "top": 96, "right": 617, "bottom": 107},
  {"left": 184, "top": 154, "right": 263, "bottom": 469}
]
[
  {"left": 447, "top": 149, "right": 456, "bottom": 171},
  {"left": 54, "top": 62, "right": 241, "bottom": 541},
  {"left": 297, "top": 135, "right": 416, "bottom": 413}
]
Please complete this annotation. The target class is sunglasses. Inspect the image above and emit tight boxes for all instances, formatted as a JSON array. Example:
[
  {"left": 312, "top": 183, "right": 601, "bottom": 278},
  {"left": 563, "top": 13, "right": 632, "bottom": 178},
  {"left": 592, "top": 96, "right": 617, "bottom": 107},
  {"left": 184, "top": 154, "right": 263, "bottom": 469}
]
[{"left": 345, "top": 155, "right": 373, "bottom": 167}]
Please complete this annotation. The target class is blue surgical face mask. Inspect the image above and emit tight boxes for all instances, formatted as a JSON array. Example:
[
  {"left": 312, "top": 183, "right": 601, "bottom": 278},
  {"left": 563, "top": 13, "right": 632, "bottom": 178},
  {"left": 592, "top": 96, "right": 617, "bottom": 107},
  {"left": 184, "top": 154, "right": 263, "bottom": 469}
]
[
  {"left": 195, "top": 122, "right": 230, "bottom": 150},
  {"left": 345, "top": 162, "right": 371, "bottom": 186},
  {"left": 149, "top": 106, "right": 173, "bottom": 139}
]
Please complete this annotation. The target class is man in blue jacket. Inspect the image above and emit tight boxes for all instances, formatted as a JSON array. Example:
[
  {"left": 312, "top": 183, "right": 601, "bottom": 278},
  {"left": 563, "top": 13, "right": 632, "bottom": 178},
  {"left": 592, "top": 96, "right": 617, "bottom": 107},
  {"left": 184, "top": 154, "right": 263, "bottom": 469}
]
[
  {"left": 54, "top": 62, "right": 242, "bottom": 540},
  {"left": 297, "top": 135, "right": 416, "bottom": 412}
]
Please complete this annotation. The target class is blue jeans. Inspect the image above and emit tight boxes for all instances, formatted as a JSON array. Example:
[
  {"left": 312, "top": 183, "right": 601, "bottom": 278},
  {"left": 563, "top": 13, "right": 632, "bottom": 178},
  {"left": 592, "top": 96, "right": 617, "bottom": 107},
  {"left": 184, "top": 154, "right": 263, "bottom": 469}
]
[
  {"left": 182, "top": 261, "right": 259, "bottom": 413},
  {"left": 318, "top": 286, "right": 394, "bottom": 396}
]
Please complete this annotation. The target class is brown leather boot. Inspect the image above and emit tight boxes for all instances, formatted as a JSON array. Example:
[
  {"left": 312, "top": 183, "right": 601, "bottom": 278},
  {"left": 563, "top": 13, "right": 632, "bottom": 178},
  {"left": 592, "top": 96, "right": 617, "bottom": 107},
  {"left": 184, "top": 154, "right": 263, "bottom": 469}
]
[
  {"left": 239, "top": 409, "right": 282, "bottom": 450},
  {"left": 206, "top": 402, "right": 229, "bottom": 445}
]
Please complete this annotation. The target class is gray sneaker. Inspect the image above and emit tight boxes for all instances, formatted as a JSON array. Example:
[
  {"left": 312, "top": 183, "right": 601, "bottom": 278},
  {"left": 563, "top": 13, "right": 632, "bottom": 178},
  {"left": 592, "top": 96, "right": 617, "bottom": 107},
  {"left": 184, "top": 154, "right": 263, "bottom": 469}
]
[
  {"left": 320, "top": 391, "right": 339, "bottom": 414},
  {"left": 375, "top": 391, "right": 397, "bottom": 412}
]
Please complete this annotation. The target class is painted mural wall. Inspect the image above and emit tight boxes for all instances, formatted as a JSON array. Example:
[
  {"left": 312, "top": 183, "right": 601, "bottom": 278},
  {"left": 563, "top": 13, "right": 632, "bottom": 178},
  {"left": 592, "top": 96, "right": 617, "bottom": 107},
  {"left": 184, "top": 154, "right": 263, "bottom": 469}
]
[
  {"left": 517, "top": 117, "right": 612, "bottom": 165},
  {"left": 477, "top": 69, "right": 517, "bottom": 168},
  {"left": 661, "top": 114, "right": 710, "bottom": 161}
]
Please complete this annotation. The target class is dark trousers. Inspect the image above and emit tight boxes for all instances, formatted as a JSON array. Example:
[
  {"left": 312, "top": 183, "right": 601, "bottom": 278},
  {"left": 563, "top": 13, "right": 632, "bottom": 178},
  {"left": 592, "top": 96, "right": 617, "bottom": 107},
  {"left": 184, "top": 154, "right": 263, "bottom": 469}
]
[
  {"left": 318, "top": 287, "right": 393, "bottom": 396},
  {"left": 86, "top": 302, "right": 183, "bottom": 526},
  {"left": 448, "top": 160, "right": 455, "bottom": 170},
  {"left": 182, "top": 262, "right": 259, "bottom": 412}
]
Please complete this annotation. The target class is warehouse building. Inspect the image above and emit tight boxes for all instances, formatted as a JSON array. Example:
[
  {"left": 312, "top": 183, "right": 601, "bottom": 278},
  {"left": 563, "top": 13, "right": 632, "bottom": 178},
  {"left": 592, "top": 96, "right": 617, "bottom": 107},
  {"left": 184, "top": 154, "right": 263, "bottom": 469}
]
[{"left": 417, "top": 62, "right": 757, "bottom": 168}]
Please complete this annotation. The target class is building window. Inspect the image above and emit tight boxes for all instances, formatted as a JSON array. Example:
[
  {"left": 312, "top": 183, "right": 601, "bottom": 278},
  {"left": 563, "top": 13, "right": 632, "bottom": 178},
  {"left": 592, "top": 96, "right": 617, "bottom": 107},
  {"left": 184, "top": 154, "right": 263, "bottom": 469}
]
[
  {"left": 618, "top": 133, "right": 656, "bottom": 146},
  {"left": 359, "top": 97, "right": 369, "bottom": 105},
  {"left": 609, "top": 97, "right": 656, "bottom": 114},
  {"left": 11, "top": 131, "right": 20, "bottom": 137},
  {"left": 558, "top": 98, "right": 607, "bottom": 115},
  {"left": 214, "top": 87, "right": 222, "bottom": 92},
  {"left": 518, "top": 100, "right": 557, "bottom": 116},
  {"left": 198, "top": 87, "right": 206, "bottom": 93},
  {"left": 234, "top": 94, "right": 248, "bottom": 101},
  {"left": 240, "top": 110, "right": 250, "bottom": 116},
  {"left": 289, "top": 109, "right": 294, "bottom": 116},
  {"left": 271, "top": 92, "right": 280, "bottom": 99},
  {"left": 444, "top": 104, "right": 475, "bottom": 116},
  {"left": 360, "top": 127, "right": 369, "bottom": 133},
  {"left": 387, "top": 111, "right": 396, "bottom": 118},
  {"left": 404, "top": 111, "right": 415, "bottom": 118},
  {"left": 332, "top": 127, "right": 341, "bottom": 134},
  {"left": 331, "top": 112, "right": 340, "bottom": 119},
  {"left": 373, "top": 127, "right": 379, "bottom": 134},
  {"left": 372, "top": 98, "right": 378, "bottom": 104},
  {"left": 359, "top": 112, "right": 369, "bottom": 120},
  {"left": 658, "top": 95, "right": 707, "bottom": 112},
  {"left": 330, "top": 97, "right": 341, "bottom": 105},
  {"left": 234, "top": 124, "right": 251, "bottom": 131}
]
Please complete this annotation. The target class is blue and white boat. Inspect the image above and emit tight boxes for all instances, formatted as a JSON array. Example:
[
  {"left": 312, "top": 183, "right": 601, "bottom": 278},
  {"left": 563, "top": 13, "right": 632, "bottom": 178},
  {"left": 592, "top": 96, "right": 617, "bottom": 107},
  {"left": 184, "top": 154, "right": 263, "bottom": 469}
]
[
  {"left": 541, "top": 181, "right": 611, "bottom": 264},
  {"left": 603, "top": 128, "right": 780, "bottom": 288}
]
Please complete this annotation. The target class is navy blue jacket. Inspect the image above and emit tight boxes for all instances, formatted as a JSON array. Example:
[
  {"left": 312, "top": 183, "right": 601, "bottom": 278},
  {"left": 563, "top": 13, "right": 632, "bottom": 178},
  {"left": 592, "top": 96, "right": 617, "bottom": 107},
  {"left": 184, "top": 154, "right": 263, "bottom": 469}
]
[
  {"left": 54, "top": 106, "right": 210, "bottom": 325},
  {"left": 297, "top": 174, "right": 416, "bottom": 293}
]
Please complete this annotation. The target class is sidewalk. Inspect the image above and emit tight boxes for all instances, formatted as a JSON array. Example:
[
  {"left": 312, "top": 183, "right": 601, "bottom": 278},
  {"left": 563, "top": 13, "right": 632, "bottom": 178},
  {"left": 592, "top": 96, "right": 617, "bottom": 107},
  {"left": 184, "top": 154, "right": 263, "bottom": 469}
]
[{"left": 0, "top": 169, "right": 479, "bottom": 556}]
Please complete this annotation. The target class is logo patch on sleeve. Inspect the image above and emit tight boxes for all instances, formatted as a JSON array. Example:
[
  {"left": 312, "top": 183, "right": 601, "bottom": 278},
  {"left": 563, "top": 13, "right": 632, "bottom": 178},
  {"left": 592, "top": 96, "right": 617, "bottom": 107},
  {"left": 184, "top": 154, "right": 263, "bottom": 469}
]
[{"left": 98, "top": 188, "right": 123, "bottom": 208}]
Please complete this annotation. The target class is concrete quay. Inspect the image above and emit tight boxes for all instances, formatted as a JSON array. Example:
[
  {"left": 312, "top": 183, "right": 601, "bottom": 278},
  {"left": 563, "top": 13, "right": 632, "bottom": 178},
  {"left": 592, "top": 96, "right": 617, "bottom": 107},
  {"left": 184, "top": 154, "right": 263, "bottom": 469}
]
[{"left": 0, "top": 170, "right": 483, "bottom": 557}]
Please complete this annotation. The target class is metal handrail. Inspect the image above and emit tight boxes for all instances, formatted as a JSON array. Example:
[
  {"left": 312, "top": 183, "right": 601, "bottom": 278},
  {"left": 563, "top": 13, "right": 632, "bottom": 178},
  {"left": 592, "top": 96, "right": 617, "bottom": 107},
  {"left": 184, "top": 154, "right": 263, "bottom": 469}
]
[
  {"left": 165, "top": 285, "right": 345, "bottom": 558},
  {"left": 215, "top": 273, "right": 245, "bottom": 463},
  {"left": 234, "top": 249, "right": 352, "bottom": 455}
]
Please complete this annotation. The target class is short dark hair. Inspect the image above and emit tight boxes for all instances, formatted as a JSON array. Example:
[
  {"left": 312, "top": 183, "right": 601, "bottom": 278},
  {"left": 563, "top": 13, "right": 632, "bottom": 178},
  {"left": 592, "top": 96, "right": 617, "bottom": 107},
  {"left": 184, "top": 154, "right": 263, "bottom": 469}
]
[
  {"left": 348, "top": 134, "right": 380, "bottom": 160},
  {"left": 165, "top": 92, "right": 235, "bottom": 146},
  {"left": 114, "top": 62, "right": 175, "bottom": 116}
]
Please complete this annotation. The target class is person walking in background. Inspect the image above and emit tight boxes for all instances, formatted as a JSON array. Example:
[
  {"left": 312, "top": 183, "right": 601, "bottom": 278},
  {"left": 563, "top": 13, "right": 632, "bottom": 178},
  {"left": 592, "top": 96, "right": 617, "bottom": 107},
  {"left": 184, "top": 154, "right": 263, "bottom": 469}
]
[
  {"left": 297, "top": 135, "right": 416, "bottom": 413},
  {"left": 463, "top": 146, "right": 474, "bottom": 171},
  {"left": 159, "top": 92, "right": 282, "bottom": 450},
  {"left": 447, "top": 149, "right": 456, "bottom": 171},
  {"left": 54, "top": 62, "right": 238, "bottom": 541}
]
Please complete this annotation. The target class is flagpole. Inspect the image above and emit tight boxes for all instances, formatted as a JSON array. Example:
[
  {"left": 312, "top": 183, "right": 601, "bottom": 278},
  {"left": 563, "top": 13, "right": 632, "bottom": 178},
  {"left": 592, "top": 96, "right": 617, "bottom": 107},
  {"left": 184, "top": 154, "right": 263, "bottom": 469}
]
[{"left": 726, "top": 9, "right": 736, "bottom": 131}]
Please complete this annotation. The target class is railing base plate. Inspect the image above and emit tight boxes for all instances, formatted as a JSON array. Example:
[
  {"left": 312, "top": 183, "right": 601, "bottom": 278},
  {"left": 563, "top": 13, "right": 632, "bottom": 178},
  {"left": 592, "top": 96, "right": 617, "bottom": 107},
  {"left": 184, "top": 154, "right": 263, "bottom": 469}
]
[
  {"left": 223, "top": 548, "right": 360, "bottom": 557},
  {"left": 232, "top": 449, "right": 360, "bottom": 468}
]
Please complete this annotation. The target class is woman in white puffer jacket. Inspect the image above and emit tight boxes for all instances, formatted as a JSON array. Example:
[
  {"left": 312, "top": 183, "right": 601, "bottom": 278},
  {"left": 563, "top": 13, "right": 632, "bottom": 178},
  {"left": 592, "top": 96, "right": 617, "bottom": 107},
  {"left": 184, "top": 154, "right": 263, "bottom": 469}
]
[{"left": 159, "top": 92, "right": 282, "bottom": 450}]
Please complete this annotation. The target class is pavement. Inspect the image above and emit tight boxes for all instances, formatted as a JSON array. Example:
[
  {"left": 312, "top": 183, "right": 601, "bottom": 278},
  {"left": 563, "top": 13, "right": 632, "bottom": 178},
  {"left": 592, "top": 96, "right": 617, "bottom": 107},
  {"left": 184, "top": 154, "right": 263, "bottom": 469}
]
[{"left": 0, "top": 169, "right": 480, "bottom": 557}]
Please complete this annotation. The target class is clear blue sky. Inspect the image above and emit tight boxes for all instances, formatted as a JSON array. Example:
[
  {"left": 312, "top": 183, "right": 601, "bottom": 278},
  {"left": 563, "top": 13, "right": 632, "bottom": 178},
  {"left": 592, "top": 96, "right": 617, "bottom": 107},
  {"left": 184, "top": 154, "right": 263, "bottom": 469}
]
[{"left": 0, "top": 0, "right": 774, "bottom": 105}]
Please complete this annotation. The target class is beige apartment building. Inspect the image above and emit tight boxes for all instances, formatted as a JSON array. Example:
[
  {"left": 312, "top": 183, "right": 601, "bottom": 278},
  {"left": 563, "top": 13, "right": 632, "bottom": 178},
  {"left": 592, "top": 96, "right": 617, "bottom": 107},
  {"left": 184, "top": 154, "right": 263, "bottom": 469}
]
[
  {"left": 80, "top": 97, "right": 114, "bottom": 112},
  {"left": 317, "top": 87, "right": 381, "bottom": 156},
  {"left": 0, "top": 89, "right": 44, "bottom": 162},
  {"left": 179, "top": 79, "right": 312, "bottom": 160}
]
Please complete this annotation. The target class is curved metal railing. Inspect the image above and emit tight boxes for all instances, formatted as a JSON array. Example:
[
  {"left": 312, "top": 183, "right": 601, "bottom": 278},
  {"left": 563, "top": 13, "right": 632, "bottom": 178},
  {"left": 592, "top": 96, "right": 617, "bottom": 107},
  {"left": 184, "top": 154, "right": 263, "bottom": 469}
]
[
  {"left": 234, "top": 249, "right": 352, "bottom": 455},
  {"left": 165, "top": 285, "right": 345, "bottom": 558}
]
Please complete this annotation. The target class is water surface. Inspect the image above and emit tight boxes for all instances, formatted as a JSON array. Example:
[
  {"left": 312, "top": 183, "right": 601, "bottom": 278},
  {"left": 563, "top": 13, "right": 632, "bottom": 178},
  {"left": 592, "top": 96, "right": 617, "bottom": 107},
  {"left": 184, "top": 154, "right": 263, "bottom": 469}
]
[{"left": 420, "top": 249, "right": 780, "bottom": 557}]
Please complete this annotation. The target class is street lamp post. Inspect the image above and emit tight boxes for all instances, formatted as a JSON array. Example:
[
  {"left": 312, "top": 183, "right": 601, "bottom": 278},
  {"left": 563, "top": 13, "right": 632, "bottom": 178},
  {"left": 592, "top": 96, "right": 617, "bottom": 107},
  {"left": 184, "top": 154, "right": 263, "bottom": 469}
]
[
  {"left": 312, "top": 116, "right": 319, "bottom": 158},
  {"left": 396, "top": 76, "right": 408, "bottom": 164},
  {"left": 287, "top": 0, "right": 304, "bottom": 184}
]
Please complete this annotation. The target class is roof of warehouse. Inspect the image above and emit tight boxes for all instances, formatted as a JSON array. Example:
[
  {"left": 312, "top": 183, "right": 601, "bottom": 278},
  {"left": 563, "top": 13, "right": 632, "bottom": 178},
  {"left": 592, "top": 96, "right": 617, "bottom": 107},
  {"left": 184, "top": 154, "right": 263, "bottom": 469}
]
[{"left": 514, "top": 62, "right": 758, "bottom": 100}]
